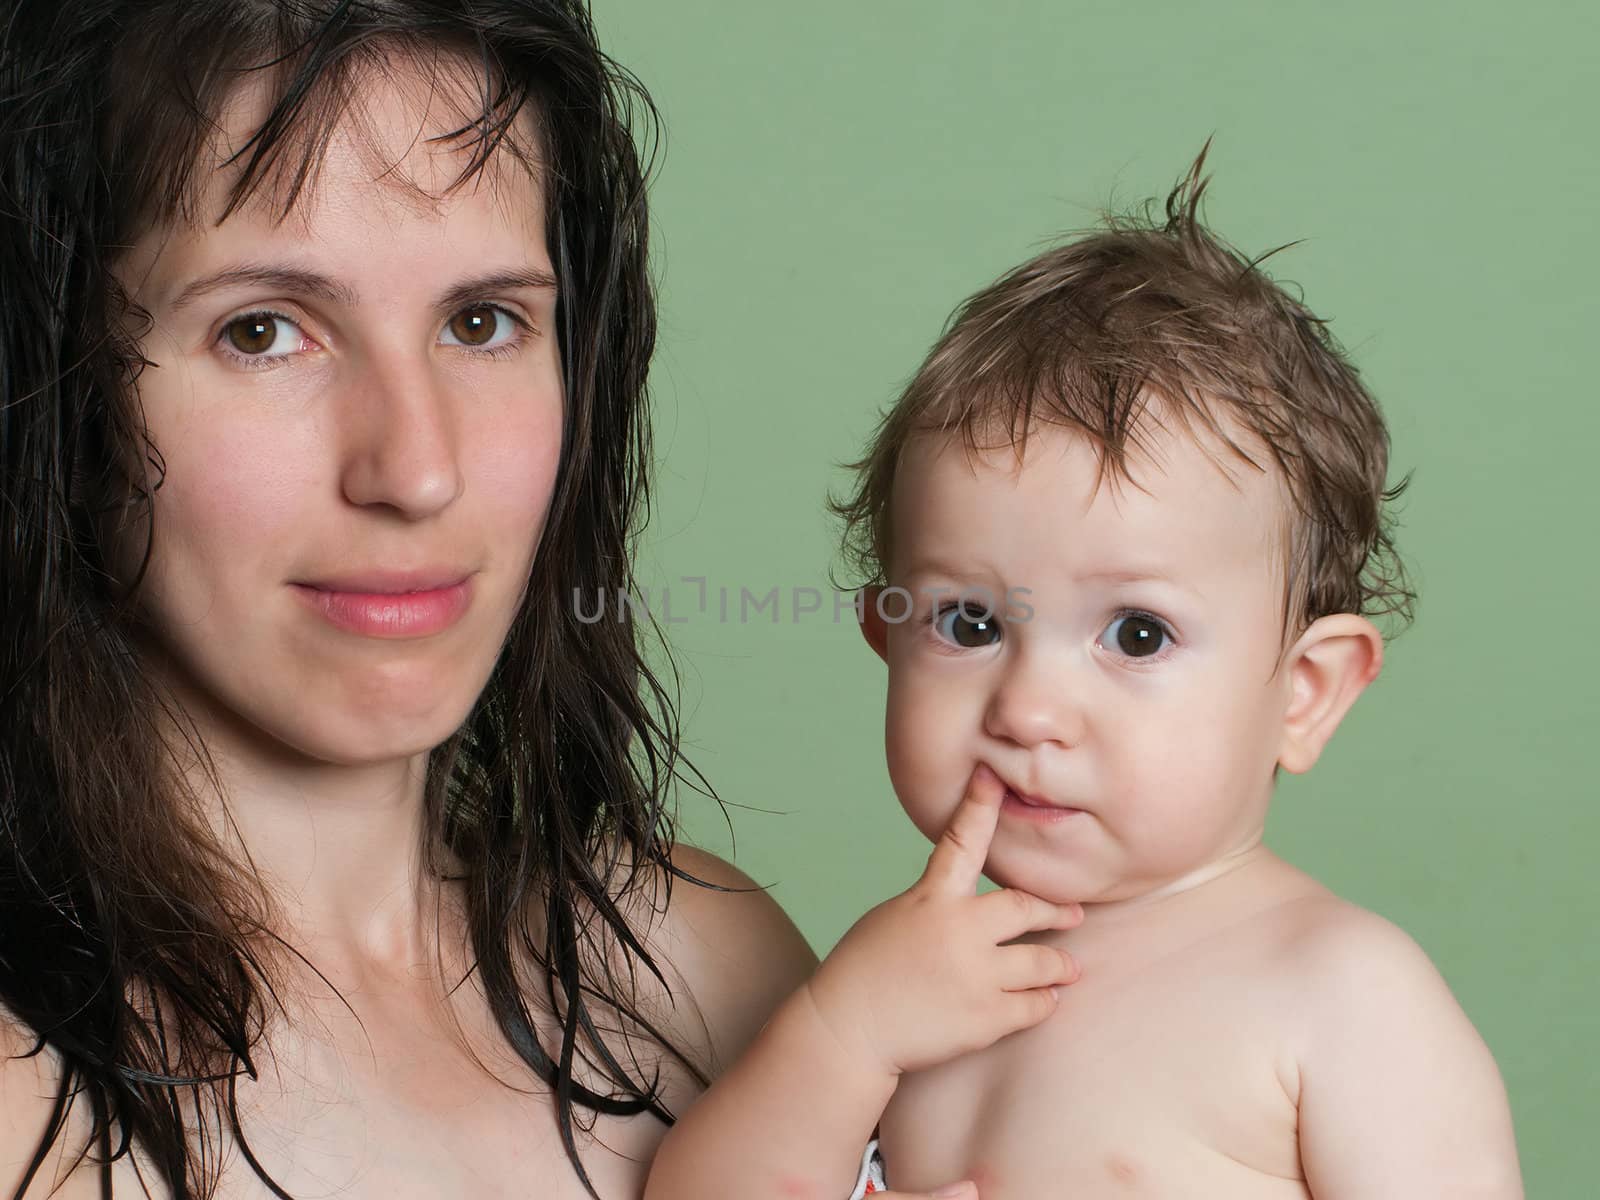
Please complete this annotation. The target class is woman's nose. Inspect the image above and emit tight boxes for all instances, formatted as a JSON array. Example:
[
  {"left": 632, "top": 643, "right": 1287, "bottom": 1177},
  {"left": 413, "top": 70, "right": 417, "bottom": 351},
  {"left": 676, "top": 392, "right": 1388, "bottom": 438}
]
[
  {"left": 337, "top": 359, "right": 464, "bottom": 519},
  {"left": 982, "top": 647, "right": 1086, "bottom": 750}
]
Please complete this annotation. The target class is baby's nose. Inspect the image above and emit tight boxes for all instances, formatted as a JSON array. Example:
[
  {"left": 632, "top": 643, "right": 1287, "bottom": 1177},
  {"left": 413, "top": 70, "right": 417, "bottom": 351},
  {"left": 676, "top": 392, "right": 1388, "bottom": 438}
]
[{"left": 981, "top": 649, "right": 1086, "bottom": 750}]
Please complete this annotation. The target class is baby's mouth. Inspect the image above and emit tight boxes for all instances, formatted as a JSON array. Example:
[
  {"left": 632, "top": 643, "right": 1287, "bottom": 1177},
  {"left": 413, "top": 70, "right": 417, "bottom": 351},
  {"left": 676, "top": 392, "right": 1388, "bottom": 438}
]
[{"left": 999, "top": 784, "right": 1087, "bottom": 820}]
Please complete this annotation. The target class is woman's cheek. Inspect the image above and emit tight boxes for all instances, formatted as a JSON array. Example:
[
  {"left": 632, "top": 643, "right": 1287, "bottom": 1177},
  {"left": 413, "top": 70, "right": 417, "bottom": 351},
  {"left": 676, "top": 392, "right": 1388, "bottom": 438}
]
[
  {"left": 469, "top": 396, "right": 563, "bottom": 558},
  {"left": 143, "top": 444, "right": 310, "bottom": 623}
]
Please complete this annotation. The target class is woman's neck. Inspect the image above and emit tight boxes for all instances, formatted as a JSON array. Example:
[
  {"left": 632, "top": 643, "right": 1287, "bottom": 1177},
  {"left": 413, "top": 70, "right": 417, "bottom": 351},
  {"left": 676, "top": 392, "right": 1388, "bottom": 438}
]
[{"left": 163, "top": 694, "right": 459, "bottom": 988}]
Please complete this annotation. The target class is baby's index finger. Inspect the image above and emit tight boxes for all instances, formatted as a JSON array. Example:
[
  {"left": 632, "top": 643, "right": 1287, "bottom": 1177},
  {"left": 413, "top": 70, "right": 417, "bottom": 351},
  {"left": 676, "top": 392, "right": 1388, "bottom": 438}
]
[{"left": 919, "top": 764, "right": 1005, "bottom": 893}]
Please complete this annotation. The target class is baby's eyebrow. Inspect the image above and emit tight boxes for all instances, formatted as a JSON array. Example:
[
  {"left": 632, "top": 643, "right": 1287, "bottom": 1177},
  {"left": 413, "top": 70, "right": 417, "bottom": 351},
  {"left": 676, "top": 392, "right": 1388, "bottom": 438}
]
[
  {"left": 165, "top": 263, "right": 558, "bottom": 314},
  {"left": 1075, "top": 568, "right": 1174, "bottom": 586},
  {"left": 1075, "top": 567, "right": 1206, "bottom": 602},
  {"left": 898, "top": 558, "right": 999, "bottom": 584}
]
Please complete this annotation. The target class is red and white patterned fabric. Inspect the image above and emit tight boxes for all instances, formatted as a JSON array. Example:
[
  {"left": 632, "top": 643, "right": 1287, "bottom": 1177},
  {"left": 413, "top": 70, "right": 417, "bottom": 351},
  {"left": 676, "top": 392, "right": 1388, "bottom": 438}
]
[{"left": 850, "top": 1140, "right": 887, "bottom": 1198}]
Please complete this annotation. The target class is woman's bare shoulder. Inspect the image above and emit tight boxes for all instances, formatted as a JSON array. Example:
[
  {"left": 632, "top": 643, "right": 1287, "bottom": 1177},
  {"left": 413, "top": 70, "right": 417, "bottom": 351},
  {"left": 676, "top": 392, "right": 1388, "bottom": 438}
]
[
  {"left": 0, "top": 1014, "right": 100, "bottom": 1200},
  {"left": 1, "top": 1013, "right": 55, "bottom": 1162},
  {"left": 644, "top": 844, "right": 818, "bottom": 1076}
]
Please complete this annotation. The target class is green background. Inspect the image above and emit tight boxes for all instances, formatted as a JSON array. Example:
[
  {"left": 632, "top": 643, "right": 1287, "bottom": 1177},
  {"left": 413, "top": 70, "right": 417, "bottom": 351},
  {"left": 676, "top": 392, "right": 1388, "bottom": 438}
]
[{"left": 593, "top": 2, "right": 1596, "bottom": 1192}]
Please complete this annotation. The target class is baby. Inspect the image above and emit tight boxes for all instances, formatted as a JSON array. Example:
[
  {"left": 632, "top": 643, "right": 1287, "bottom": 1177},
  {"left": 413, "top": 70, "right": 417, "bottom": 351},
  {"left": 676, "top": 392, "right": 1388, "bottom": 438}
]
[{"left": 647, "top": 157, "right": 1523, "bottom": 1199}]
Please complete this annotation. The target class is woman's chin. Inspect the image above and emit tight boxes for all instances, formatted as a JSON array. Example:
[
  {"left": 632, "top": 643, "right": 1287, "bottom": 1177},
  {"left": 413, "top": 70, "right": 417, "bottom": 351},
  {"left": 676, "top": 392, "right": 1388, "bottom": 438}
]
[
  {"left": 188, "top": 688, "right": 482, "bottom": 774},
  {"left": 271, "top": 709, "right": 475, "bottom": 769}
]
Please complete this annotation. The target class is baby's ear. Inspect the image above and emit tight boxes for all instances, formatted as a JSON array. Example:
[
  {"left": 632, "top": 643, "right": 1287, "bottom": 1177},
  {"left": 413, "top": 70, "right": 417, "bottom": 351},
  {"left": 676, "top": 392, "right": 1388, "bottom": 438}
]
[
  {"left": 858, "top": 586, "right": 890, "bottom": 661},
  {"left": 1277, "top": 614, "right": 1384, "bottom": 774}
]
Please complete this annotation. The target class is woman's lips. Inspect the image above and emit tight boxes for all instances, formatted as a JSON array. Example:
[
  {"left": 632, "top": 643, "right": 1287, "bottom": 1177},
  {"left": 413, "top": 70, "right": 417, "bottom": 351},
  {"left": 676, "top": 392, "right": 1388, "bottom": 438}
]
[
  {"left": 1000, "top": 786, "right": 1086, "bottom": 823},
  {"left": 291, "top": 577, "right": 472, "bottom": 639}
]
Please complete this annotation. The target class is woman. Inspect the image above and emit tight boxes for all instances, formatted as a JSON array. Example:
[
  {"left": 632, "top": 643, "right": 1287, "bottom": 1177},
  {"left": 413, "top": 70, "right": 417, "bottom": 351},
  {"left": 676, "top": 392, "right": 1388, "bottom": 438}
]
[{"left": 0, "top": 3, "right": 965, "bottom": 1197}]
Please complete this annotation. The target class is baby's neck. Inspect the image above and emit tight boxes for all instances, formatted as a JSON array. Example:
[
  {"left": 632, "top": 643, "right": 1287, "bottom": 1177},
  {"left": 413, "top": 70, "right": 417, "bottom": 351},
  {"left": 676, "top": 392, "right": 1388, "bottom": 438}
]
[
  {"left": 1062, "top": 845, "right": 1327, "bottom": 960},
  {"left": 1010, "top": 847, "right": 1328, "bottom": 993},
  {"left": 1084, "top": 842, "right": 1277, "bottom": 919}
]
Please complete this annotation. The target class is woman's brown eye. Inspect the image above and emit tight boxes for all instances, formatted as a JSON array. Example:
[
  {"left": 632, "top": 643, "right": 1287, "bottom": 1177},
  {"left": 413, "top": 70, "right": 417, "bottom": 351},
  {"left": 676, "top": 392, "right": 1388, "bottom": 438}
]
[
  {"left": 448, "top": 306, "right": 499, "bottom": 346},
  {"left": 226, "top": 315, "right": 281, "bottom": 355}
]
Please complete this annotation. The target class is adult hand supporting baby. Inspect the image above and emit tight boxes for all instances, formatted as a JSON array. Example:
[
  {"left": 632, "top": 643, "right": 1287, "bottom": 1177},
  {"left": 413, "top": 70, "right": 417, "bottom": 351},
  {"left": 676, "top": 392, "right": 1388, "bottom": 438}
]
[{"left": 804, "top": 763, "right": 1084, "bottom": 1080}]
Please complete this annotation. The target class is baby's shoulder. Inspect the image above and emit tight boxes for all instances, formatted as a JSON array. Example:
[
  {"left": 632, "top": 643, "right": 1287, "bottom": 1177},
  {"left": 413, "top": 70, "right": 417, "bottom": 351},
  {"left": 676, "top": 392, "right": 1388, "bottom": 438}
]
[
  {"left": 1167, "top": 860, "right": 1429, "bottom": 988},
  {"left": 1259, "top": 892, "right": 1467, "bottom": 1046},
  {"left": 1246, "top": 893, "right": 1521, "bottom": 1192},
  {"left": 1268, "top": 892, "right": 1440, "bottom": 987}
]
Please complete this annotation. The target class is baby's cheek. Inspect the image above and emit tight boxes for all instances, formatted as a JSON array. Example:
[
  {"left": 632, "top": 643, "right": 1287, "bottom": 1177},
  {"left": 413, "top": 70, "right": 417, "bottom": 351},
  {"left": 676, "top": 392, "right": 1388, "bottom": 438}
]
[
  {"left": 883, "top": 710, "right": 940, "bottom": 838},
  {"left": 882, "top": 689, "right": 964, "bottom": 847}
]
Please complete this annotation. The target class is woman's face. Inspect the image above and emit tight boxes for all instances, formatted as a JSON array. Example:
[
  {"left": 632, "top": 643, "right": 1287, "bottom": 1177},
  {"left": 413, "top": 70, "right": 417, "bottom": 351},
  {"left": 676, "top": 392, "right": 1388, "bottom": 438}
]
[{"left": 115, "top": 58, "right": 563, "bottom": 769}]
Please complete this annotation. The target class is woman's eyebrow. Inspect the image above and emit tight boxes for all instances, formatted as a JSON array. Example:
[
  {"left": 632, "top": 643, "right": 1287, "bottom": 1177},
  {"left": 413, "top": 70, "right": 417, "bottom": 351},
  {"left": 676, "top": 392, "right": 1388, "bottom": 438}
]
[
  {"left": 165, "top": 263, "right": 558, "bottom": 314},
  {"left": 436, "top": 268, "right": 558, "bottom": 311},
  {"left": 166, "top": 264, "right": 357, "bottom": 312}
]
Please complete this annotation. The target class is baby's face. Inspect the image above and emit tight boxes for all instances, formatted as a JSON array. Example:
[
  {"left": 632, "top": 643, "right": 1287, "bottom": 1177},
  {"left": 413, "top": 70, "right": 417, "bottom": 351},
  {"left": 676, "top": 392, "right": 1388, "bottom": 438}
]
[{"left": 876, "top": 421, "right": 1298, "bottom": 905}]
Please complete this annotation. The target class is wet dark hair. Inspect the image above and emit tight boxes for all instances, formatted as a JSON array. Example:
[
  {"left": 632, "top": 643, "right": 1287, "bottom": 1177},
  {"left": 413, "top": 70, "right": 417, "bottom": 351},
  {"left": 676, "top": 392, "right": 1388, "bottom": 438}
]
[
  {"left": 834, "top": 146, "right": 1414, "bottom": 638},
  {"left": 1, "top": 1, "right": 705, "bottom": 1196}
]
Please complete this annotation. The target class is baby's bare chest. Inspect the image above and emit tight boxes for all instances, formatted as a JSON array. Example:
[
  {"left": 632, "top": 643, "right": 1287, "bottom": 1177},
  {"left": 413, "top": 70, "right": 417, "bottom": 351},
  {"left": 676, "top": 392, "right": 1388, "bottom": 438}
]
[{"left": 879, "top": 964, "right": 1308, "bottom": 1199}]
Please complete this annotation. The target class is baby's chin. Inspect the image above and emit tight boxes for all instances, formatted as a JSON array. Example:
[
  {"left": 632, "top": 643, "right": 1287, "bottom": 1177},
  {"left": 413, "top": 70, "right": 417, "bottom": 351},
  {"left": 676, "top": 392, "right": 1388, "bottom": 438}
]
[
  {"left": 980, "top": 857, "right": 1098, "bottom": 907},
  {"left": 979, "top": 843, "right": 1191, "bottom": 908}
]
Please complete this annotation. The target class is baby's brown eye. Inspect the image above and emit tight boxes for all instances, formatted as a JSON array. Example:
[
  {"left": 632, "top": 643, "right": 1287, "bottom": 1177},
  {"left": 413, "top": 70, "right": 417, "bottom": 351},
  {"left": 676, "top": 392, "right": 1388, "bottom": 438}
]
[
  {"left": 1105, "top": 614, "right": 1167, "bottom": 658},
  {"left": 225, "top": 315, "right": 282, "bottom": 355},
  {"left": 934, "top": 602, "right": 1001, "bottom": 649},
  {"left": 447, "top": 306, "right": 500, "bottom": 346}
]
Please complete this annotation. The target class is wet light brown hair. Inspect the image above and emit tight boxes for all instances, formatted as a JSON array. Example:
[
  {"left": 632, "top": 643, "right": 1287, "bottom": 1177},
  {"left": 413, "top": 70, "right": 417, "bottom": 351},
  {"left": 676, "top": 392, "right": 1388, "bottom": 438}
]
[{"left": 833, "top": 147, "right": 1414, "bottom": 638}]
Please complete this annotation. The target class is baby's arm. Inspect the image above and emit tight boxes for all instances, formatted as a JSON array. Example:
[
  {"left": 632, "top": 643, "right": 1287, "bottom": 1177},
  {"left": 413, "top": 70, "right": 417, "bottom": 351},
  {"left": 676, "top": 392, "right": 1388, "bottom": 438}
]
[
  {"left": 645, "top": 767, "right": 1082, "bottom": 1200},
  {"left": 1295, "top": 908, "right": 1523, "bottom": 1198}
]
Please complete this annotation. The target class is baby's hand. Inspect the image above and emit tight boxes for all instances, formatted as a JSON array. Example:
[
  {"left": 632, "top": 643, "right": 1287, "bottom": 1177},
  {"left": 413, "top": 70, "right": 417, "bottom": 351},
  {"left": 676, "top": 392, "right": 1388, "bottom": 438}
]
[{"left": 803, "top": 765, "right": 1082, "bottom": 1079}]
